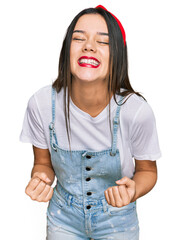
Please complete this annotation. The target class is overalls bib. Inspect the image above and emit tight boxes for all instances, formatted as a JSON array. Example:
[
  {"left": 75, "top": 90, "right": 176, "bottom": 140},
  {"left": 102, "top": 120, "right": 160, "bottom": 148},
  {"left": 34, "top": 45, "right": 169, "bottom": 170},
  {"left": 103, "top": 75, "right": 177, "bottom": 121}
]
[{"left": 46, "top": 88, "right": 139, "bottom": 240}]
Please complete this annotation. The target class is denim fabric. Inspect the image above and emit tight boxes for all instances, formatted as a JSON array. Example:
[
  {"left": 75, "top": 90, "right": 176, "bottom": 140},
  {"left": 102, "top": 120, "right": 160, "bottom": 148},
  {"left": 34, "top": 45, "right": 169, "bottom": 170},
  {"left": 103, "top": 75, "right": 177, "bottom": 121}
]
[{"left": 46, "top": 88, "right": 139, "bottom": 239}]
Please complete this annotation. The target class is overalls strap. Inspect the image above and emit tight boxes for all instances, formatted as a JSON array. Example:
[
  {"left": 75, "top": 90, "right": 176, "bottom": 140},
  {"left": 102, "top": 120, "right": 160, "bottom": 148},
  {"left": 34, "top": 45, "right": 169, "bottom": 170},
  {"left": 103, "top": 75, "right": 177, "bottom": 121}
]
[
  {"left": 49, "top": 87, "right": 58, "bottom": 150},
  {"left": 110, "top": 97, "right": 123, "bottom": 156}
]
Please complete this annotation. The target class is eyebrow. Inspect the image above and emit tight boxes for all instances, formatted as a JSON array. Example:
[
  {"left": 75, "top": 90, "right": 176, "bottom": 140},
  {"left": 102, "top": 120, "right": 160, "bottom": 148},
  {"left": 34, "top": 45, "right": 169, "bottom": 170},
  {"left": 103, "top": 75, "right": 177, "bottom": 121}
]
[{"left": 73, "top": 30, "right": 109, "bottom": 36}]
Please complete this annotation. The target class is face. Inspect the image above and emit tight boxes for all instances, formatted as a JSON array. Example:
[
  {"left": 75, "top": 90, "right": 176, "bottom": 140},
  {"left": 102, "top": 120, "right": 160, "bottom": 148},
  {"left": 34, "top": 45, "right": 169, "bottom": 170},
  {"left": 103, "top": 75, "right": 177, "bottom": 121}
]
[{"left": 70, "top": 14, "right": 109, "bottom": 83}]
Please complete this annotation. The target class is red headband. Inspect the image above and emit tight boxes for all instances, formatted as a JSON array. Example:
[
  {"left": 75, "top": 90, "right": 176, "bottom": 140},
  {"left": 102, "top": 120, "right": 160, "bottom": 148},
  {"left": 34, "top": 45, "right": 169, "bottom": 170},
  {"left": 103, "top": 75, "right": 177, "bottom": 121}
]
[{"left": 95, "top": 5, "right": 126, "bottom": 46}]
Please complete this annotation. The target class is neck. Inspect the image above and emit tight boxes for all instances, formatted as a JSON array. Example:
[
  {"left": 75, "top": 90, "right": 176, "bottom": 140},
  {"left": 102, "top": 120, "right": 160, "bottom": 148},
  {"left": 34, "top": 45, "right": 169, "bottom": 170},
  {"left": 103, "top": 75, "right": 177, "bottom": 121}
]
[{"left": 70, "top": 79, "right": 113, "bottom": 117}]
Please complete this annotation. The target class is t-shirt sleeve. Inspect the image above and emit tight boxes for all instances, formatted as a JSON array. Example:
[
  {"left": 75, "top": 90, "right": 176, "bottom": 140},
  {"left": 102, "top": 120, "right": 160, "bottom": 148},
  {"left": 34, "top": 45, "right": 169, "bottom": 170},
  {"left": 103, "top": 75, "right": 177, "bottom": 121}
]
[
  {"left": 130, "top": 101, "right": 161, "bottom": 160},
  {"left": 19, "top": 95, "right": 48, "bottom": 149}
]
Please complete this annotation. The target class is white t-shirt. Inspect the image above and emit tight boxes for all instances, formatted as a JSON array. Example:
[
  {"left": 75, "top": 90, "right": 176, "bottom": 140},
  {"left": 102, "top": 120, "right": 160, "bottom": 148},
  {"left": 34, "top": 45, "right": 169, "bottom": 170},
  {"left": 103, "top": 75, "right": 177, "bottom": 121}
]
[{"left": 20, "top": 85, "right": 161, "bottom": 178}]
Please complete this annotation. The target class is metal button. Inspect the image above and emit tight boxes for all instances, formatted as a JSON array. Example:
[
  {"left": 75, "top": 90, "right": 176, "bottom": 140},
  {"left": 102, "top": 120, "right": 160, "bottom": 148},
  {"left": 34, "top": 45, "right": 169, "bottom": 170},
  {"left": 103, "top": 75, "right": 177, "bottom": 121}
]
[
  {"left": 86, "top": 155, "right": 92, "bottom": 159},
  {"left": 86, "top": 205, "right": 91, "bottom": 209},
  {"left": 86, "top": 177, "right": 91, "bottom": 181},
  {"left": 110, "top": 152, "right": 116, "bottom": 156},
  {"left": 87, "top": 192, "right": 92, "bottom": 196},
  {"left": 86, "top": 167, "right": 91, "bottom": 171}
]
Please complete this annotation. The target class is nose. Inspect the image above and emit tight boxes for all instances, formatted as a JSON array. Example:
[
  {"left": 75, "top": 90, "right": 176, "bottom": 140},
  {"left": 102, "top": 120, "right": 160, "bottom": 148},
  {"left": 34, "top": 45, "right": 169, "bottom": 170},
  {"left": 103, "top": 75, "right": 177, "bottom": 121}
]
[{"left": 83, "top": 39, "right": 96, "bottom": 53}]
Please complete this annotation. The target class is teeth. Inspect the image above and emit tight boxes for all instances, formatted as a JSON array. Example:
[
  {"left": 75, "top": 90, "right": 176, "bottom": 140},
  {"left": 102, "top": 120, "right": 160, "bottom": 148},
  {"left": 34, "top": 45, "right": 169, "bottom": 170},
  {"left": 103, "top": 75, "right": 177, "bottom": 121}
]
[{"left": 79, "top": 58, "right": 99, "bottom": 66}]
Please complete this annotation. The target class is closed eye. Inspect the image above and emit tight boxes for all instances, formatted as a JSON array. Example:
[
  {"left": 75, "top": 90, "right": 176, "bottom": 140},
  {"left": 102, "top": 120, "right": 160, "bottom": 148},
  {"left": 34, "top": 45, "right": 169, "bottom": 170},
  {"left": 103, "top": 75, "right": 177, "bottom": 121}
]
[
  {"left": 97, "top": 41, "right": 109, "bottom": 45},
  {"left": 72, "top": 38, "right": 85, "bottom": 41}
]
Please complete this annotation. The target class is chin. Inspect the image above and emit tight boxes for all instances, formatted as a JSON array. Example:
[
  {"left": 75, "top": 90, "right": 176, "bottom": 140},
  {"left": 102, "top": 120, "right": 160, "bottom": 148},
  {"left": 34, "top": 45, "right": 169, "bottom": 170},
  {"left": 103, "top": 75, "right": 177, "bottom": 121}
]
[
  {"left": 73, "top": 73, "right": 100, "bottom": 83},
  {"left": 78, "top": 78, "right": 98, "bottom": 83}
]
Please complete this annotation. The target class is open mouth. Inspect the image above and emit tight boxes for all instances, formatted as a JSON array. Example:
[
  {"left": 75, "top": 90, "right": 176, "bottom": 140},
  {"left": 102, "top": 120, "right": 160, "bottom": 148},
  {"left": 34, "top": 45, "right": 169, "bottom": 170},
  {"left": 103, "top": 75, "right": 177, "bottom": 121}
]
[{"left": 78, "top": 56, "right": 100, "bottom": 68}]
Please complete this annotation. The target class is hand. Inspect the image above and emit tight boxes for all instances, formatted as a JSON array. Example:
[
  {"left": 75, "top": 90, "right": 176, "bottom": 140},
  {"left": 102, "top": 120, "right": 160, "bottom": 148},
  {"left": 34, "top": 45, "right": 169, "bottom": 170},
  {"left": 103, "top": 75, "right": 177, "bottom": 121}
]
[
  {"left": 104, "top": 177, "right": 136, "bottom": 208},
  {"left": 25, "top": 172, "right": 54, "bottom": 202}
]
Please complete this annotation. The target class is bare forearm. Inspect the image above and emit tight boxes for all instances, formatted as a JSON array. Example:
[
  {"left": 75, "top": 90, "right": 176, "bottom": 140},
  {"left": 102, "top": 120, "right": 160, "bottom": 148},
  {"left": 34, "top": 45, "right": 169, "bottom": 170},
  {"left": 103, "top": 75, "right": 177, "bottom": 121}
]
[
  {"left": 132, "top": 170, "right": 157, "bottom": 202},
  {"left": 105, "top": 160, "right": 157, "bottom": 207},
  {"left": 25, "top": 147, "right": 55, "bottom": 202},
  {"left": 31, "top": 164, "right": 55, "bottom": 186}
]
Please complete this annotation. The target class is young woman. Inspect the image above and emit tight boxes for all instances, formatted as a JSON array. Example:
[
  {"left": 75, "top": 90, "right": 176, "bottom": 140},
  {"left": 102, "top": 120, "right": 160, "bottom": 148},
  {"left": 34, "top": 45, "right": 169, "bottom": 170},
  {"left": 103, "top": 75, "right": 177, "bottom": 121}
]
[{"left": 20, "top": 5, "right": 161, "bottom": 240}]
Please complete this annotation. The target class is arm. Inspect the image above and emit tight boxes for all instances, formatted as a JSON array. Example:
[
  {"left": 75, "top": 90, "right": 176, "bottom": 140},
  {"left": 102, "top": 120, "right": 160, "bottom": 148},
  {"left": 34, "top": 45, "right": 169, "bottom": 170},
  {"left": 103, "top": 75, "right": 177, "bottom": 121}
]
[
  {"left": 104, "top": 160, "right": 157, "bottom": 207},
  {"left": 25, "top": 146, "right": 55, "bottom": 202},
  {"left": 31, "top": 146, "right": 55, "bottom": 184},
  {"left": 132, "top": 160, "right": 157, "bottom": 201}
]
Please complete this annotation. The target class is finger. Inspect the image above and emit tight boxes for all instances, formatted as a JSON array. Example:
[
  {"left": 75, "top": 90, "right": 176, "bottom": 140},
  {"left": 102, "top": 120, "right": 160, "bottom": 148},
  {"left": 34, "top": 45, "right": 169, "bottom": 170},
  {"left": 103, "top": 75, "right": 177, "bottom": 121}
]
[
  {"left": 107, "top": 187, "right": 116, "bottom": 207},
  {"left": 112, "top": 186, "right": 123, "bottom": 207},
  {"left": 118, "top": 185, "right": 130, "bottom": 206},
  {"left": 33, "top": 172, "right": 51, "bottom": 184},
  {"left": 116, "top": 177, "right": 134, "bottom": 188},
  {"left": 25, "top": 177, "right": 41, "bottom": 195},
  {"left": 116, "top": 177, "right": 136, "bottom": 202},
  {"left": 37, "top": 185, "right": 53, "bottom": 202},
  {"left": 104, "top": 190, "right": 110, "bottom": 204},
  {"left": 44, "top": 187, "right": 54, "bottom": 202},
  {"left": 31, "top": 181, "right": 46, "bottom": 200}
]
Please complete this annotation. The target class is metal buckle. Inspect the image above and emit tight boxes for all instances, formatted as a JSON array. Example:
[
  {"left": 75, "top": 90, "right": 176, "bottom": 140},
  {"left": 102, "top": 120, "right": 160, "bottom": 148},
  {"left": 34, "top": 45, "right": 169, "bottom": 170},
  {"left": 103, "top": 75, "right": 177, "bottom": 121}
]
[
  {"left": 52, "top": 143, "right": 57, "bottom": 152},
  {"left": 49, "top": 122, "right": 54, "bottom": 130}
]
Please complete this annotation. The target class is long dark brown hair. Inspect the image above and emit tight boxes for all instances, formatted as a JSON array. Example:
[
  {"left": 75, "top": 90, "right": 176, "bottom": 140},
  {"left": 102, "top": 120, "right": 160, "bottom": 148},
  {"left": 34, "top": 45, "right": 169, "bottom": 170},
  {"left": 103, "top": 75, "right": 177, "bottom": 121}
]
[{"left": 52, "top": 7, "right": 145, "bottom": 152}]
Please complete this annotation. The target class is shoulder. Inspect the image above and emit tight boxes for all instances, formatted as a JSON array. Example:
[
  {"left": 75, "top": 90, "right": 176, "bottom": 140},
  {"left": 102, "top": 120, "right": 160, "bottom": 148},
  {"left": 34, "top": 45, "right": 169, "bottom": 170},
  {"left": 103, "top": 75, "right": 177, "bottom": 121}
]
[
  {"left": 121, "top": 93, "right": 155, "bottom": 127},
  {"left": 27, "top": 85, "right": 65, "bottom": 118},
  {"left": 33, "top": 85, "right": 52, "bottom": 101},
  {"left": 28, "top": 84, "right": 55, "bottom": 109},
  {"left": 27, "top": 84, "right": 51, "bottom": 101},
  {"left": 25, "top": 85, "right": 52, "bottom": 118}
]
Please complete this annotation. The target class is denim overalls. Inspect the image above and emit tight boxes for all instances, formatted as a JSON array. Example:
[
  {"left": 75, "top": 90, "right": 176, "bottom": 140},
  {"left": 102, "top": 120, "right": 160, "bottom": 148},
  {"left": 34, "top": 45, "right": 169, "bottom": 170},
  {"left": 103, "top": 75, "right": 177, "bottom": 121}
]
[{"left": 46, "top": 88, "right": 139, "bottom": 240}]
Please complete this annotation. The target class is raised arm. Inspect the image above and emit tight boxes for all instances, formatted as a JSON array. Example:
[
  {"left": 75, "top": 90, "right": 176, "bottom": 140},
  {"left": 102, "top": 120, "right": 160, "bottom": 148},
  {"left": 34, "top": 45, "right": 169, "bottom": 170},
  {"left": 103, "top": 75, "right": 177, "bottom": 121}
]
[
  {"left": 104, "top": 160, "right": 157, "bottom": 207},
  {"left": 25, "top": 146, "right": 55, "bottom": 202}
]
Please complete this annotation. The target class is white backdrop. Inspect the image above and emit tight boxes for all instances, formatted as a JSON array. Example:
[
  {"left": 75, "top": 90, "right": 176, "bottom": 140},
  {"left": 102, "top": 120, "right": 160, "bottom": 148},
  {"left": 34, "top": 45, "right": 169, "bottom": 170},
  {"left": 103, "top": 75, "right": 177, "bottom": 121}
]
[{"left": 0, "top": 0, "right": 180, "bottom": 239}]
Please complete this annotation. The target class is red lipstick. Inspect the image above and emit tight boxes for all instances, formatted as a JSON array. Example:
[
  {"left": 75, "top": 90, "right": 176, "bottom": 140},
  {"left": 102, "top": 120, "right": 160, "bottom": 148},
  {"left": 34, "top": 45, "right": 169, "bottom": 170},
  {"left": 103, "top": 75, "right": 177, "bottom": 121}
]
[{"left": 78, "top": 56, "right": 100, "bottom": 68}]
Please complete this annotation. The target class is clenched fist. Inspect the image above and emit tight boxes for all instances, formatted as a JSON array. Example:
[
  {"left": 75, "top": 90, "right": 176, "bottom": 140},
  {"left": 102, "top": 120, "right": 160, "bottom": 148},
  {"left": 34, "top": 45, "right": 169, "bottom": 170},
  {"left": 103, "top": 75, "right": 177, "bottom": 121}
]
[
  {"left": 104, "top": 176, "right": 136, "bottom": 208},
  {"left": 25, "top": 172, "right": 54, "bottom": 202}
]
